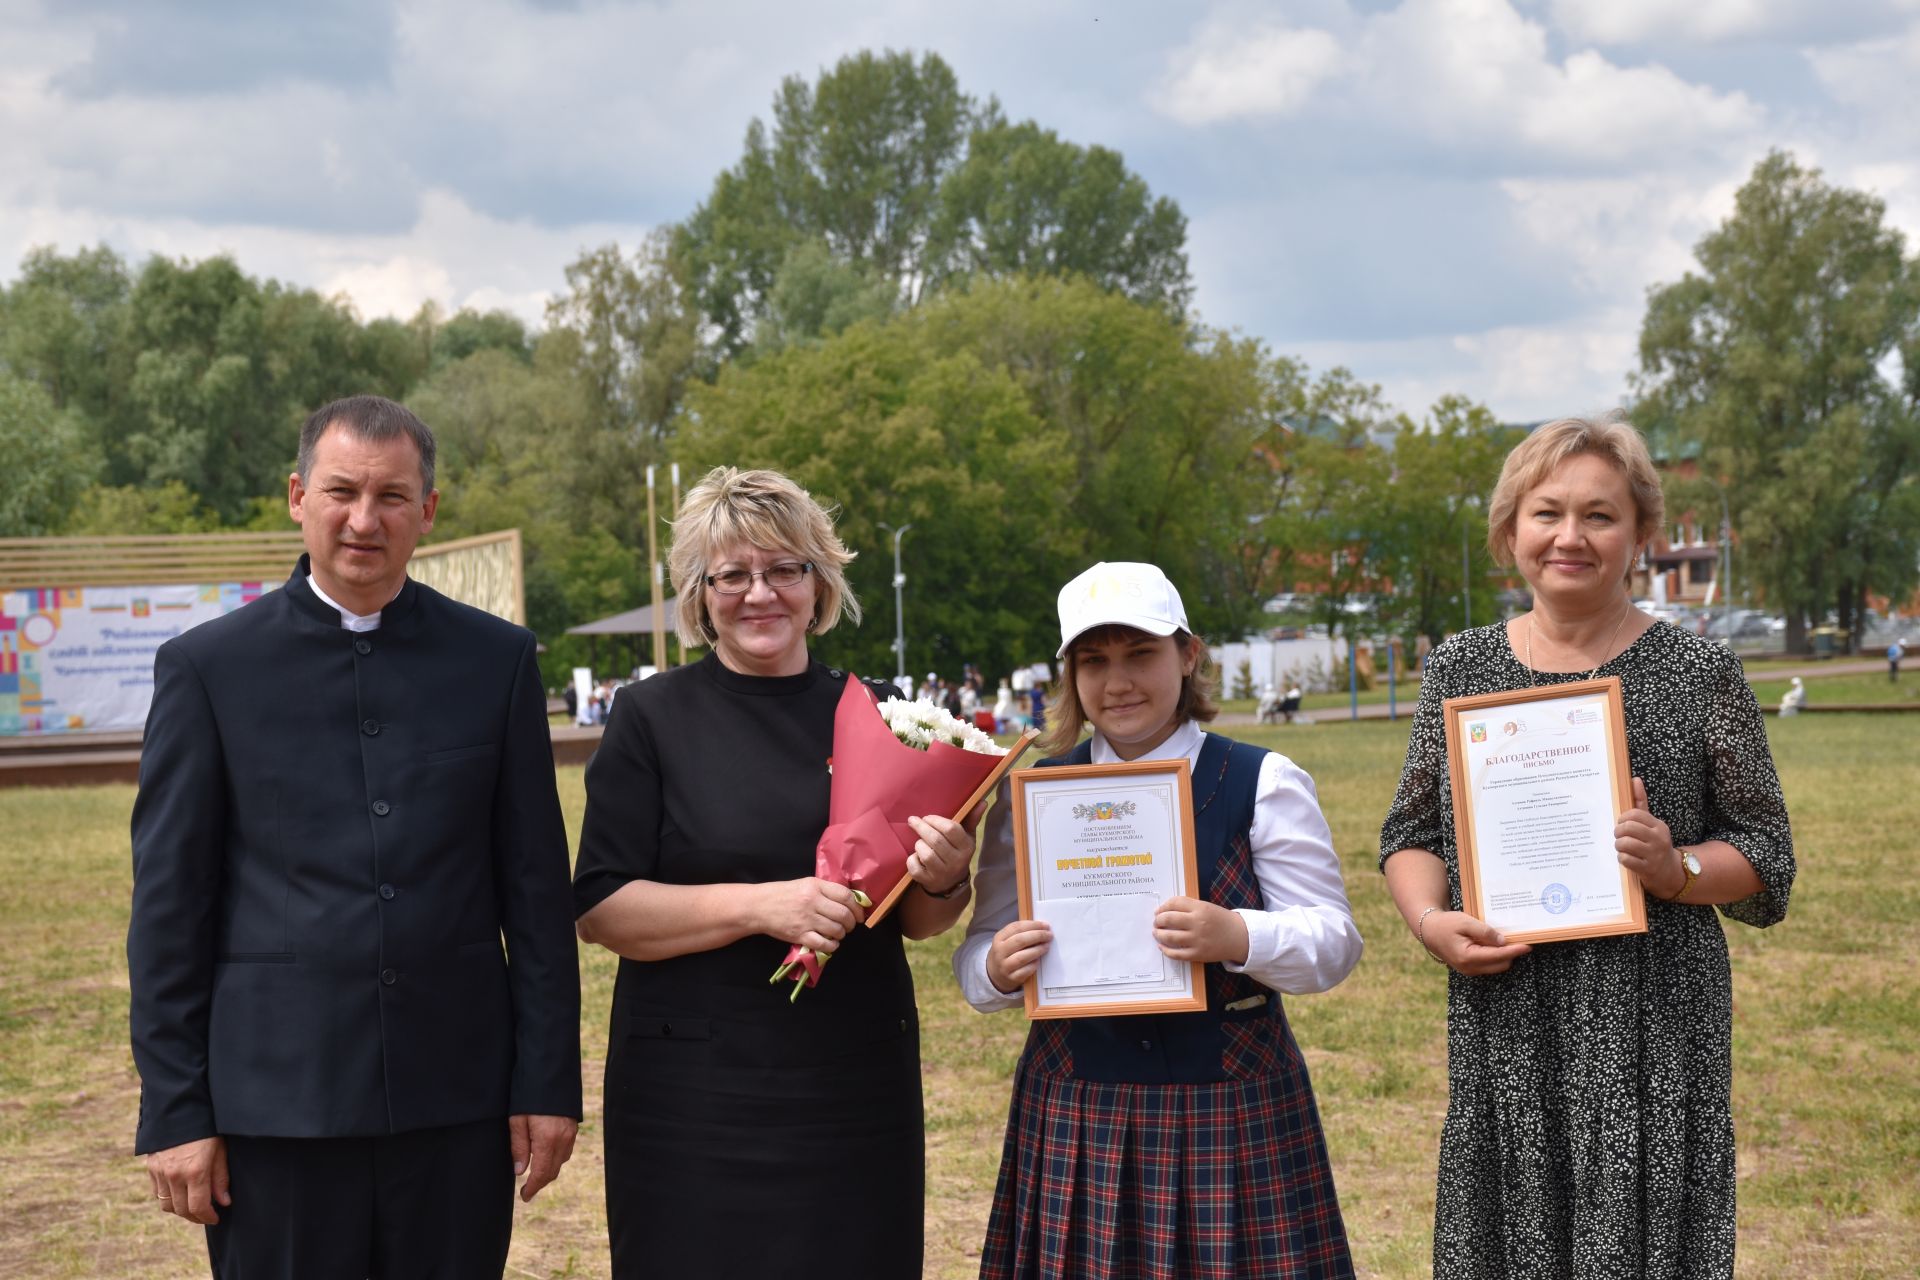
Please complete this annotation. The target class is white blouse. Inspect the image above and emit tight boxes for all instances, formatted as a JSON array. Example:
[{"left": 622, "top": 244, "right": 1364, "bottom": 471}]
[{"left": 952, "top": 720, "right": 1364, "bottom": 1012}]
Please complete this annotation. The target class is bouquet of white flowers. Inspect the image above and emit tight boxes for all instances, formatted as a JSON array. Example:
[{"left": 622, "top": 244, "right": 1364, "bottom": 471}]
[
  {"left": 770, "top": 680, "right": 1034, "bottom": 1001},
  {"left": 872, "top": 696, "right": 1004, "bottom": 755}
]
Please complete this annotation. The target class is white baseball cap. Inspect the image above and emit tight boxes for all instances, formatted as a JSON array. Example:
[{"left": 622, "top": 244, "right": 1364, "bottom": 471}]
[{"left": 1055, "top": 561, "right": 1189, "bottom": 658}]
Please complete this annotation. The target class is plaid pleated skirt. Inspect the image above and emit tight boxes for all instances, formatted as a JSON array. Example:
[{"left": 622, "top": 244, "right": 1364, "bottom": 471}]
[{"left": 978, "top": 1025, "right": 1354, "bottom": 1280}]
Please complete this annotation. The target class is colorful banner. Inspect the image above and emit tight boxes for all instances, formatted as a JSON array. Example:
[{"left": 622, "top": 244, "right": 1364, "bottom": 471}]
[{"left": 0, "top": 582, "right": 271, "bottom": 735}]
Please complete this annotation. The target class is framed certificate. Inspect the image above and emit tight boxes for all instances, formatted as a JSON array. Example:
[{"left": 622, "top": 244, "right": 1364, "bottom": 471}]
[
  {"left": 1443, "top": 676, "right": 1646, "bottom": 945},
  {"left": 1009, "top": 759, "right": 1206, "bottom": 1019}
]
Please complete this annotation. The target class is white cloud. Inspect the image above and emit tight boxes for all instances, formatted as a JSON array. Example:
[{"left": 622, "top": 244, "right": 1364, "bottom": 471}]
[
  {"left": 1358, "top": 0, "right": 1763, "bottom": 164},
  {"left": 1498, "top": 172, "right": 1742, "bottom": 296},
  {"left": 1290, "top": 305, "right": 1642, "bottom": 422},
  {"left": 1806, "top": 22, "right": 1920, "bottom": 119},
  {"left": 1153, "top": 20, "right": 1345, "bottom": 124},
  {"left": 1153, "top": 0, "right": 1764, "bottom": 169},
  {"left": 1549, "top": 0, "right": 1919, "bottom": 47}
]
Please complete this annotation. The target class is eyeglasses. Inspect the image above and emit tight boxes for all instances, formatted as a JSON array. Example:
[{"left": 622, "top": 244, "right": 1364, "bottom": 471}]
[{"left": 704, "top": 561, "right": 814, "bottom": 594}]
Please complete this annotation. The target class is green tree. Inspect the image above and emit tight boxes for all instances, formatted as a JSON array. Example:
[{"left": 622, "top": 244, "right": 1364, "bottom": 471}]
[
  {"left": 677, "top": 276, "right": 1268, "bottom": 677},
  {"left": 672, "top": 50, "right": 1190, "bottom": 359},
  {"left": 0, "top": 374, "right": 96, "bottom": 536},
  {"left": 753, "top": 240, "right": 897, "bottom": 355},
  {"left": 544, "top": 233, "right": 705, "bottom": 543},
  {"left": 0, "top": 245, "right": 137, "bottom": 464},
  {"left": 62, "top": 481, "right": 223, "bottom": 535},
  {"left": 674, "top": 49, "right": 977, "bottom": 353},
  {"left": 1233, "top": 364, "right": 1398, "bottom": 640},
  {"left": 409, "top": 344, "right": 648, "bottom": 685},
  {"left": 929, "top": 120, "right": 1190, "bottom": 310},
  {"left": 1636, "top": 150, "right": 1920, "bottom": 652},
  {"left": 1364, "top": 396, "right": 1521, "bottom": 649}
]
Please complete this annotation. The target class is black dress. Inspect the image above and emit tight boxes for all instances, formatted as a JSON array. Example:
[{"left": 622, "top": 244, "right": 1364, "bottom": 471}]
[
  {"left": 573, "top": 654, "right": 922, "bottom": 1279},
  {"left": 1379, "top": 622, "right": 1795, "bottom": 1279}
]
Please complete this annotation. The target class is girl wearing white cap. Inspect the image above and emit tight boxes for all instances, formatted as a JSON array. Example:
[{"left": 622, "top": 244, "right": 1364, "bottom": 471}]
[{"left": 952, "top": 561, "right": 1363, "bottom": 1280}]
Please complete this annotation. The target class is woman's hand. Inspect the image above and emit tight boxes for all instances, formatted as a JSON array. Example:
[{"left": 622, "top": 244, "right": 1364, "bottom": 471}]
[
  {"left": 1152, "top": 895, "right": 1249, "bottom": 965},
  {"left": 905, "top": 814, "right": 974, "bottom": 895},
  {"left": 986, "top": 920, "right": 1052, "bottom": 995},
  {"left": 756, "top": 877, "right": 867, "bottom": 954},
  {"left": 1421, "top": 910, "right": 1531, "bottom": 976},
  {"left": 1615, "top": 776, "right": 1683, "bottom": 899}
]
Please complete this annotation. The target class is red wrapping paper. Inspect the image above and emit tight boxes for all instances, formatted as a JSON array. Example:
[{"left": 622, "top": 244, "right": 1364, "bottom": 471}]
[{"left": 776, "top": 675, "right": 1007, "bottom": 990}]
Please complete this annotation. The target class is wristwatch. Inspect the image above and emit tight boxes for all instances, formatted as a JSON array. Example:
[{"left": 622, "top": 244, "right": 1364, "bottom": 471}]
[{"left": 1667, "top": 850, "right": 1702, "bottom": 902}]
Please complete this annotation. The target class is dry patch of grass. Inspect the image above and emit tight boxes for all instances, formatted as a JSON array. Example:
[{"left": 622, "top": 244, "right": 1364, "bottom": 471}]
[{"left": 2, "top": 715, "right": 1914, "bottom": 1278}]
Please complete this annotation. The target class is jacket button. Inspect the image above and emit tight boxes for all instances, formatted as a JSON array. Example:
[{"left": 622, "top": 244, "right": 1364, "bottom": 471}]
[
  {"left": 355, "top": 639, "right": 372, "bottom": 656},
  {"left": 378, "top": 883, "right": 396, "bottom": 900},
  {"left": 661, "top": 1022, "right": 672, "bottom": 1036},
  {"left": 361, "top": 718, "right": 380, "bottom": 736},
  {"left": 380, "top": 968, "right": 397, "bottom": 986},
  {"left": 372, "top": 800, "right": 391, "bottom": 816},
  {"left": 829, "top": 668, "right": 843, "bottom": 679},
  {"left": 1139, "top": 1039, "right": 1152, "bottom": 1051}
]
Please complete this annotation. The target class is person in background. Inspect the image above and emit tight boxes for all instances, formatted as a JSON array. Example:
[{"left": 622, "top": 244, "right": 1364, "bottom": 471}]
[
  {"left": 1380, "top": 415, "right": 1794, "bottom": 1279},
  {"left": 992, "top": 679, "right": 1016, "bottom": 733},
  {"left": 1889, "top": 637, "right": 1904, "bottom": 682},
  {"left": 1780, "top": 676, "right": 1807, "bottom": 716},
  {"left": 955, "top": 561, "right": 1362, "bottom": 1280}
]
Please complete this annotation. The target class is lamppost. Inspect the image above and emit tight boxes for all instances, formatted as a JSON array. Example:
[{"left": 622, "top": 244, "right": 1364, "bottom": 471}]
[
  {"left": 1705, "top": 478, "right": 1732, "bottom": 641},
  {"left": 879, "top": 522, "right": 912, "bottom": 685},
  {"left": 1454, "top": 494, "right": 1480, "bottom": 631}
]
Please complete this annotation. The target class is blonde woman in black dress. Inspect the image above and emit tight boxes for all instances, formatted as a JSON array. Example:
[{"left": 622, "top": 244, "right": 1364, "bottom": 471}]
[
  {"left": 573, "top": 468, "right": 978, "bottom": 1278},
  {"left": 1380, "top": 417, "right": 1794, "bottom": 1278}
]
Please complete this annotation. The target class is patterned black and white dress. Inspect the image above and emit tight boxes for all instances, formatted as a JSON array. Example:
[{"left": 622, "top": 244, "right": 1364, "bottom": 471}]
[{"left": 1379, "top": 621, "right": 1794, "bottom": 1280}]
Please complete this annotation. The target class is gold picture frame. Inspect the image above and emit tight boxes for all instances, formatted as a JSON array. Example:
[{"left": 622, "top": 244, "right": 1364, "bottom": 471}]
[
  {"left": 1010, "top": 758, "right": 1206, "bottom": 1019},
  {"left": 1442, "top": 676, "right": 1647, "bottom": 945}
]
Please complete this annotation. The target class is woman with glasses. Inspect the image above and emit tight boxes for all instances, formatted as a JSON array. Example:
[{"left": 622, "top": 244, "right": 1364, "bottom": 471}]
[{"left": 573, "top": 467, "right": 976, "bottom": 1278}]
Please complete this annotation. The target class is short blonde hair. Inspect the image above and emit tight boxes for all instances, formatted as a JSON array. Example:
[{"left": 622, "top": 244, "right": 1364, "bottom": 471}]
[
  {"left": 669, "top": 467, "right": 860, "bottom": 648},
  {"left": 1486, "top": 415, "right": 1665, "bottom": 572},
  {"left": 1039, "top": 625, "right": 1219, "bottom": 758}
]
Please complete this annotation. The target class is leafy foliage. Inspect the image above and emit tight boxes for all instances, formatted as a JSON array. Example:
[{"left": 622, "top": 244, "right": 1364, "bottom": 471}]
[
  {"left": 0, "top": 374, "right": 96, "bottom": 536},
  {"left": 1636, "top": 150, "right": 1920, "bottom": 652}
]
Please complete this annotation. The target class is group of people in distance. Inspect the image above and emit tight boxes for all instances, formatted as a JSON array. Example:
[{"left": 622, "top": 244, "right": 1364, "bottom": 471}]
[{"left": 128, "top": 396, "right": 1794, "bottom": 1280}]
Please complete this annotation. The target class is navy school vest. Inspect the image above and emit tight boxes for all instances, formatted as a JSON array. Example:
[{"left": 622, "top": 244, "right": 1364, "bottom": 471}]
[{"left": 1019, "top": 731, "right": 1308, "bottom": 1085}]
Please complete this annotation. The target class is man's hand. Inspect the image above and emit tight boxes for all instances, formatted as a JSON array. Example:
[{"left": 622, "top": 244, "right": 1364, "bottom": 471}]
[
  {"left": 146, "top": 1136, "right": 230, "bottom": 1225},
  {"left": 508, "top": 1114, "right": 577, "bottom": 1203}
]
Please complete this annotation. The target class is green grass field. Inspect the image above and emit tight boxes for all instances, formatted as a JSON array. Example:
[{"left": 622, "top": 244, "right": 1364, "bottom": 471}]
[{"left": 1, "top": 714, "right": 1914, "bottom": 1278}]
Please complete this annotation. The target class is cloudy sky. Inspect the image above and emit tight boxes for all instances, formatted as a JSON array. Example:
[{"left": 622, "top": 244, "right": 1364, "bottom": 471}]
[{"left": 4, "top": 0, "right": 1917, "bottom": 421}]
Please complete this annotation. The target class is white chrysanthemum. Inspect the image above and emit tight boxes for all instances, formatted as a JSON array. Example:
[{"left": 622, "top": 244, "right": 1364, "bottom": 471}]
[{"left": 873, "top": 696, "right": 1006, "bottom": 755}]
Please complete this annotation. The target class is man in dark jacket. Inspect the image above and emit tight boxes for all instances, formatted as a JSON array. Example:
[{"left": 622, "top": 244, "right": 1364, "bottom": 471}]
[{"left": 128, "top": 395, "right": 581, "bottom": 1278}]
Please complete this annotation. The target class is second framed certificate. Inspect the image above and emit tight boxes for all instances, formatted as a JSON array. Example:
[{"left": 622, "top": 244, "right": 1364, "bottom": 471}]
[
  {"left": 1443, "top": 676, "right": 1646, "bottom": 945},
  {"left": 1009, "top": 758, "right": 1205, "bottom": 1020}
]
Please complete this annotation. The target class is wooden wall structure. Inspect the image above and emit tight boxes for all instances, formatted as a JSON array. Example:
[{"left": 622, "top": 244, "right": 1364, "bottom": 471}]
[{"left": 0, "top": 529, "right": 525, "bottom": 625}]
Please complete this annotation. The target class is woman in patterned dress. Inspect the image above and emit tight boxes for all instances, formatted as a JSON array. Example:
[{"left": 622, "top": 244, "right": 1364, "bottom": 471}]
[
  {"left": 1380, "top": 417, "right": 1795, "bottom": 1279},
  {"left": 954, "top": 561, "right": 1364, "bottom": 1280}
]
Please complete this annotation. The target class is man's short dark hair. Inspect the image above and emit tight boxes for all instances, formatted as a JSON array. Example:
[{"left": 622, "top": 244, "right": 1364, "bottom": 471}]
[{"left": 297, "top": 395, "right": 437, "bottom": 495}]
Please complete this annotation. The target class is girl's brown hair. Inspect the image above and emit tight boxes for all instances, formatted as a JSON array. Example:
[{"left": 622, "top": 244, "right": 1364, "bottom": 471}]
[{"left": 1038, "top": 624, "right": 1219, "bottom": 757}]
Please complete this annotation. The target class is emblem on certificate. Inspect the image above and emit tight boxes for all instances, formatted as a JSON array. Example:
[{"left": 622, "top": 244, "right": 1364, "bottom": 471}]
[
  {"left": 1442, "top": 676, "right": 1647, "bottom": 944},
  {"left": 1009, "top": 759, "right": 1206, "bottom": 1019}
]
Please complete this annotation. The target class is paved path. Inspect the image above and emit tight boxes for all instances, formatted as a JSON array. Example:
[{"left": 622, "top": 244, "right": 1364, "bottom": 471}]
[{"left": 1216, "top": 657, "right": 1904, "bottom": 727}]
